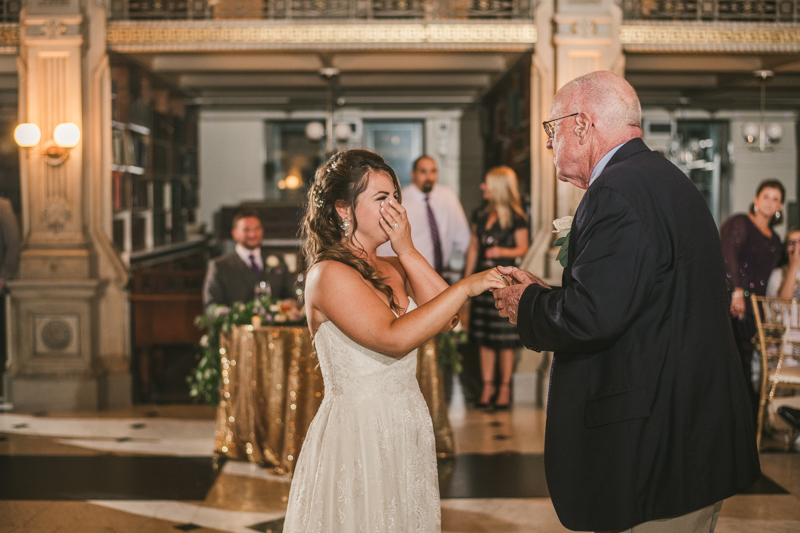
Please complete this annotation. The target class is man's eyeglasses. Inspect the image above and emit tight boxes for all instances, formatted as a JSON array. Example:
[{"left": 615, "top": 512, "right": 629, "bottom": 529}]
[{"left": 542, "top": 113, "right": 579, "bottom": 139}]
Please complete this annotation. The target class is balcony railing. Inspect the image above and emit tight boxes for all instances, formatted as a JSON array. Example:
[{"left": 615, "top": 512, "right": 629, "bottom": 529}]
[
  {"left": 0, "top": 0, "right": 19, "bottom": 22},
  {"left": 108, "top": 0, "right": 534, "bottom": 20},
  {"left": 622, "top": 0, "right": 800, "bottom": 22}
]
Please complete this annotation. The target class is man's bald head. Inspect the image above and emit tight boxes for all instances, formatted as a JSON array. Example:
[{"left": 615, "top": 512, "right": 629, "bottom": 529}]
[
  {"left": 545, "top": 71, "right": 643, "bottom": 189},
  {"left": 554, "top": 71, "right": 642, "bottom": 144}
]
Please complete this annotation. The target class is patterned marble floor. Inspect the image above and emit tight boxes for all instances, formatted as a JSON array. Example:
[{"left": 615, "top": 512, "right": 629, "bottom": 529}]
[{"left": 1, "top": 396, "right": 799, "bottom": 532}]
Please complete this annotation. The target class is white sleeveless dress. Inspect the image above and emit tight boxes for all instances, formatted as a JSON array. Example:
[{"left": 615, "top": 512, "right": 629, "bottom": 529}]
[{"left": 283, "top": 299, "right": 441, "bottom": 533}]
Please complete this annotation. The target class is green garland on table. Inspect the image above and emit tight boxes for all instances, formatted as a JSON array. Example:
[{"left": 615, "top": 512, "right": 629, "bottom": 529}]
[
  {"left": 188, "top": 297, "right": 467, "bottom": 405},
  {"left": 436, "top": 328, "right": 468, "bottom": 374},
  {"left": 187, "top": 296, "right": 306, "bottom": 406}
]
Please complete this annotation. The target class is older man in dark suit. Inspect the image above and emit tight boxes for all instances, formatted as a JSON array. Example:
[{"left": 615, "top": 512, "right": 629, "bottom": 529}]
[
  {"left": 203, "top": 209, "right": 293, "bottom": 309},
  {"left": 494, "top": 71, "right": 760, "bottom": 532}
]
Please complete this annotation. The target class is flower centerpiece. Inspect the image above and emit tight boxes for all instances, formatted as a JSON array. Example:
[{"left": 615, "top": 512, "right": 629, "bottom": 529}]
[
  {"left": 187, "top": 295, "right": 306, "bottom": 405},
  {"left": 552, "top": 215, "right": 573, "bottom": 268}
]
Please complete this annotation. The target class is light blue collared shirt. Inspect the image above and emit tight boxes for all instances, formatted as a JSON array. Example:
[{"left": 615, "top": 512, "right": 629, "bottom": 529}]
[{"left": 588, "top": 142, "right": 626, "bottom": 188}]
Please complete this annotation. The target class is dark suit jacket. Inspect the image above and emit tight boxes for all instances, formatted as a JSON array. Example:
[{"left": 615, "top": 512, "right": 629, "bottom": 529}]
[
  {"left": 202, "top": 250, "right": 293, "bottom": 309},
  {"left": 517, "top": 139, "right": 760, "bottom": 531}
]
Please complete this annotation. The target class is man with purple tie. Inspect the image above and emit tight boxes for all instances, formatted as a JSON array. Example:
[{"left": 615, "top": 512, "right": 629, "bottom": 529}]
[
  {"left": 378, "top": 155, "right": 470, "bottom": 281},
  {"left": 202, "top": 209, "right": 293, "bottom": 309}
]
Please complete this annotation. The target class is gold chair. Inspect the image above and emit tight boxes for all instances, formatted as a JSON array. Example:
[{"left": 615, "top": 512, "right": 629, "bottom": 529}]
[{"left": 751, "top": 296, "right": 800, "bottom": 449}]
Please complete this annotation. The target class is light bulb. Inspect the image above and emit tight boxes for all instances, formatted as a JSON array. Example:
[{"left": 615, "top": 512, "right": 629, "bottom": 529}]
[
  {"left": 741, "top": 122, "right": 759, "bottom": 143},
  {"left": 14, "top": 123, "right": 41, "bottom": 148},
  {"left": 304, "top": 121, "right": 325, "bottom": 141},
  {"left": 334, "top": 122, "right": 352, "bottom": 141},
  {"left": 766, "top": 123, "right": 783, "bottom": 144},
  {"left": 284, "top": 175, "right": 301, "bottom": 189},
  {"left": 53, "top": 123, "right": 80, "bottom": 148}
]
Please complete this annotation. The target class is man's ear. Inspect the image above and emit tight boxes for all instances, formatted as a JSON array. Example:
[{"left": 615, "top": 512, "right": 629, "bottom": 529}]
[
  {"left": 575, "top": 112, "right": 592, "bottom": 145},
  {"left": 334, "top": 200, "right": 350, "bottom": 221}
]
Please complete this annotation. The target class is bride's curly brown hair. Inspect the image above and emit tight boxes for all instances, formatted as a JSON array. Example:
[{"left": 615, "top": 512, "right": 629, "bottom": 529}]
[{"left": 302, "top": 149, "right": 404, "bottom": 313}]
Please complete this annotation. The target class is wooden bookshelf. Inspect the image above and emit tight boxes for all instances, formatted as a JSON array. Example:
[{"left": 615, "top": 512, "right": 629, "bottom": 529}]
[
  {"left": 110, "top": 56, "right": 199, "bottom": 262},
  {"left": 482, "top": 51, "right": 532, "bottom": 198}
]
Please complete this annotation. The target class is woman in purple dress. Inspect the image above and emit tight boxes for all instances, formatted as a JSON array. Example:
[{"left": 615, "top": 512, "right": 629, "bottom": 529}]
[{"left": 720, "top": 179, "right": 785, "bottom": 414}]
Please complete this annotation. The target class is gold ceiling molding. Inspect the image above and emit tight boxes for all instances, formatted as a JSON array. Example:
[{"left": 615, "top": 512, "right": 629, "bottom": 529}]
[
  {"left": 621, "top": 23, "right": 800, "bottom": 53},
  {"left": 0, "top": 24, "right": 19, "bottom": 52},
  {"left": 107, "top": 21, "right": 537, "bottom": 52}
]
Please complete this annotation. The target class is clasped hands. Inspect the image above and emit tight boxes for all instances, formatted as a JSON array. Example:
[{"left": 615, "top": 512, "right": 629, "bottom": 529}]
[{"left": 492, "top": 266, "right": 550, "bottom": 325}]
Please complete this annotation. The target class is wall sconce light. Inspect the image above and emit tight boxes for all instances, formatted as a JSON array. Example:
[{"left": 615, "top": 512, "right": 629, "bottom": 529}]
[
  {"left": 14, "top": 123, "right": 41, "bottom": 147},
  {"left": 742, "top": 121, "right": 782, "bottom": 152},
  {"left": 305, "top": 121, "right": 325, "bottom": 141},
  {"left": 14, "top": 122, "right": 81, "bottom": 166},
  {"left": 742, "top": 70, "right": 782, "bottom": 153},
  {"left": 333, "top": 122, "right": 353, "bottom": 142}
]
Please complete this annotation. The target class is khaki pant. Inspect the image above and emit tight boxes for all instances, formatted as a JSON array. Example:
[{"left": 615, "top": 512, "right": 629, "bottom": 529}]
[{"left": 598, "top": 500, "right": 723, "bottom": 533}]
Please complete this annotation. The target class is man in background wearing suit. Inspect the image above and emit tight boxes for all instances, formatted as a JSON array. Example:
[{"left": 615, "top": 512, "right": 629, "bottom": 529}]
[
  {"left": 494, "top": 71, "right": 760, "bottom": 532},
  {"left": 378, "top": 155, "right": 471, "bottom": 278},
  {"left": 0, "top": 197, "right": 20, "bottom": 397},
  {"left": 377, "top": 155, "right": 473, "bottom": 400},
  {"left": 203, "top": 209, "right": 292, "bottom": 309}
]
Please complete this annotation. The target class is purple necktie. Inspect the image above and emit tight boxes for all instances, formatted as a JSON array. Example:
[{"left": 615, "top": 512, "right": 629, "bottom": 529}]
[
  {"left": 248, "top": 254, "right": 262, "bottom": 277},
  {"left": 425, "top": 194, "right": 443, "bottom": 274}
]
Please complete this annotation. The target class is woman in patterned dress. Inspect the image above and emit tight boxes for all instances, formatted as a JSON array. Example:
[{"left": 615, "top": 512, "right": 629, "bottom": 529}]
[{"left": 465, "top": 166, "right": 529, "bottom": 409}]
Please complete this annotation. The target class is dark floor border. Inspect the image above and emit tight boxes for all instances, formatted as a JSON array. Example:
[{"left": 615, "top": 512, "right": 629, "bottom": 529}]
[{"left": 0, "top": 455, "right": 220, "bottom": 500}]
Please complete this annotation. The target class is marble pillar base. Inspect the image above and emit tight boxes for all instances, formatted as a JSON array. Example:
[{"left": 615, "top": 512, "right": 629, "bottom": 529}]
[
  {"left": 8, "top": 375, "right": 100, "bottom": 412},
  {"left": 5, "top": 279, "right": 127, "bottom": 412}
]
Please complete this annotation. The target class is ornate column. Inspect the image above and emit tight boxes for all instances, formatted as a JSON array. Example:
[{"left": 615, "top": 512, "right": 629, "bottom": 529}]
[
  {"left": 520, "top": 0, "right": 555, "bottom": 282},
  {"left": 553, "top": 0, "right": 625, "bottom": 219},
  {"left": 6, "top": 0, "right": 130, "bottom": 411},
  {"left": 514, "top": 0, "right": 555, "bottom": 407}
]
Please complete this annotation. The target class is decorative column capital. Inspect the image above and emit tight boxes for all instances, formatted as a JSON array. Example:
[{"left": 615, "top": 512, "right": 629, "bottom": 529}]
[{"left": 21, "top": 14, "right": 83, "bottom": 46}]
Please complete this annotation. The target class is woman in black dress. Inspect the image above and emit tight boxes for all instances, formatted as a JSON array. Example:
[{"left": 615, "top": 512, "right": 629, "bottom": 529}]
[
  {"left": 465, "top": 166, "right": 529, "bottom": 408},
  {"left": 720, "top": 179, "right": 785, "bottom": 414}
]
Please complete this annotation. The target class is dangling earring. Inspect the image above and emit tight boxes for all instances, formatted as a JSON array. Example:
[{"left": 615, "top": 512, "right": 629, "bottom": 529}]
[
  {"left": 754, "top": 205, "right": 758, "bottom": 213},
  {"left": 342, "top": 216, "right": 350, "bottom": 237},
  {"left": 775, "top": 211, "right": 781, "bottom": 219}
]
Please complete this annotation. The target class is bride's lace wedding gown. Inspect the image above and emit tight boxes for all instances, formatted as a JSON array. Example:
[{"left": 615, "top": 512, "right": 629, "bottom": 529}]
[{"left": 283, "top": 299, "right": 441, "bottom": 532}]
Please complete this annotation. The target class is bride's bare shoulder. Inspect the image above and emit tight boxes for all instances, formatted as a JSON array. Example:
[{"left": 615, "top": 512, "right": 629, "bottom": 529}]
[{"left": 306, "top": 260, "right": 360, "bottom": 287}]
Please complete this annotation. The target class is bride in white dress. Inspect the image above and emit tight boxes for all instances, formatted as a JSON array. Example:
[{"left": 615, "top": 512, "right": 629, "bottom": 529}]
[{"left": 283, "top": 150, "right": 506, "bottom": 533}]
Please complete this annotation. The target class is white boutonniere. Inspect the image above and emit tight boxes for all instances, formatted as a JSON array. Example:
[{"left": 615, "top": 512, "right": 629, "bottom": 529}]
[
  {"left": 266, "top": 255, "right": 280, "bottom": 269},
  {"left": 552, "top": 216, "right": 573, "bottom": 268}
]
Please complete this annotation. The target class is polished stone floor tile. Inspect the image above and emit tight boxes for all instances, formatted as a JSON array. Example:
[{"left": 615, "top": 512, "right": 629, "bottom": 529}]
[
  {"left": 91, "top": 500, "right": 285, "bottom": 533},
  {"left": 449, "top": 402, "right": 546, "bottom": 455},
  {"left": 1, "top": 403, "right": 799, "bottom": 532},
  {"left": 439, "top": 453, "right": 549, "bottom": 498},
  {"left": 0, "top": 413, "right": 216, "bottom": 456},
  {"left": 0, "top": 456, "right": 219, "bottom": 500},
  {"left": 204, "top": 463, "right": 290, "bottom": 514},
  {"left": 713, "top": 519, "right": 800, "bottom": 533},
  {"left": 0, "top": 500, "right": 228, "bottom": 533},
  {"left": 441, "top": 498, "right": 570, "bottom": 532}
]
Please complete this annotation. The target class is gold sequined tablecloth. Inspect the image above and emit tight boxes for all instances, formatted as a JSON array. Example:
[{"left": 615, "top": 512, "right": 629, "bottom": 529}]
[
  {"left": 215, "top": 325, "right": 323, "bottom": 475},
  {"left": 215, "top": 325, "right": 455, "bottom": 475},
  {"left": 417, "top": 338, "right": 456, "bottom": 458}
]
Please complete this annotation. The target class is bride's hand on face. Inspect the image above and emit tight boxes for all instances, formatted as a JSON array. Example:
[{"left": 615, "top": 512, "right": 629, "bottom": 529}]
[
  {"left": 462, "top": 267, "right": 508, "bottom": 298},
  {"left": 379, "top": 199, "right": 414, "bottom": 256}
]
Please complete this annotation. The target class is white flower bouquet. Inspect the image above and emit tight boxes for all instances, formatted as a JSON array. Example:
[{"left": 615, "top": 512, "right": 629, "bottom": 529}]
[{"left": 553, "top": 215, "right": 573, "bottom": 268}]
